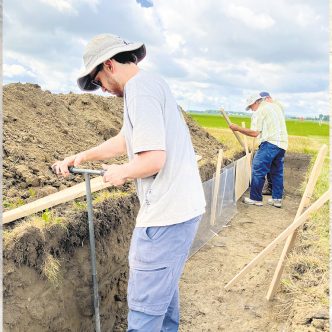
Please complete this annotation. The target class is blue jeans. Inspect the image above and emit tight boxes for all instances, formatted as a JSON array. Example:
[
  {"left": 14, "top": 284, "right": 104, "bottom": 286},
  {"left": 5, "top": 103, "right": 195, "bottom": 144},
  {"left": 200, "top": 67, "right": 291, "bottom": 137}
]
[
  {"left": 127, "top": 215, "right": 201, "bottom": 332},
  {"left": 250, "top": 142, "right": 285, "bottom": 201}
]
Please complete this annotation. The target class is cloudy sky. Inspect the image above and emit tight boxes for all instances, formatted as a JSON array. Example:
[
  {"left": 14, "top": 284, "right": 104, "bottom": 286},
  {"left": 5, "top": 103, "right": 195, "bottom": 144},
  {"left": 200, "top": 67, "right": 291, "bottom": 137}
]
[{"left": 4, "top": 0, "right": 329, "bottom": 117}]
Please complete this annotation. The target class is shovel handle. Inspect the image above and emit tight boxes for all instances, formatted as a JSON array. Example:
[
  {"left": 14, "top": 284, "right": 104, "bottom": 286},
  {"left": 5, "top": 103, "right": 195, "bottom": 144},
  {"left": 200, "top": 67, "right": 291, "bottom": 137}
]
[
  {"left": 220, "top": 108, "right": 246, "bottom": 149},
  {"left": 68, "top": 167, "right": 105, "bottom": 176}
]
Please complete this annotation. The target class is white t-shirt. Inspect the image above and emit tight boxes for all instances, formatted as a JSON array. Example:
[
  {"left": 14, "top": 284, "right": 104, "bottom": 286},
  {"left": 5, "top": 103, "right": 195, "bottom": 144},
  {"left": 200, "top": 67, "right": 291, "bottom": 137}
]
[{"left": 121, "top": 70, "right": 206, "bottom": 227}]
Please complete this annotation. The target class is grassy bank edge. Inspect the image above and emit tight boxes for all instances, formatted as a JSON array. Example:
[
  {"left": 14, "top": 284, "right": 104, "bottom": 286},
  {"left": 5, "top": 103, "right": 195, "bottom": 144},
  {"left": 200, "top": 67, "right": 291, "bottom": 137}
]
[{"left": 276, "top": 151, "right": 329, "bottom": 330}]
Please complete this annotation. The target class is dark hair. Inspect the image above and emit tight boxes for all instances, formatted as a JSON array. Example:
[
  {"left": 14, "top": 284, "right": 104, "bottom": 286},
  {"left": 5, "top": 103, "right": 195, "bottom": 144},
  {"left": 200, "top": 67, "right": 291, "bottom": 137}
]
[{"left": 112, "top": 51, "right": 138, "bottom": 64}]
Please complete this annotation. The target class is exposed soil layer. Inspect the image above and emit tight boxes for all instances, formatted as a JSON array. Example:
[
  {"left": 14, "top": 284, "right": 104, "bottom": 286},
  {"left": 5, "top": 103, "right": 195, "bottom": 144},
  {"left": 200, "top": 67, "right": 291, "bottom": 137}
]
[{"left": 3, "top": 83, "right": 229, "bottom": 331}]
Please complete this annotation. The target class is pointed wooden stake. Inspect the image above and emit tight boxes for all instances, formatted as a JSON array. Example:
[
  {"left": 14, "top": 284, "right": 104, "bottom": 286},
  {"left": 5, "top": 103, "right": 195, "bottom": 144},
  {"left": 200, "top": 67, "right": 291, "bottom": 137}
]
[
  {"left": 266, "top": 144, "right": 328, "bottom": 300},
  {"left": 224, "top": 189, "right": 330, "bottom": 290},
  {"left": 210, "top": 149, "right": 224, "bottom": 225}
]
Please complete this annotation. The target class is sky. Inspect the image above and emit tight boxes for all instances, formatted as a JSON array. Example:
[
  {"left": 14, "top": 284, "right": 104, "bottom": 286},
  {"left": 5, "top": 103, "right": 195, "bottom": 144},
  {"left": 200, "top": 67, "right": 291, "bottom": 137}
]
[{"left": 3, "top": 0, "right": 329, "bottom": 117}]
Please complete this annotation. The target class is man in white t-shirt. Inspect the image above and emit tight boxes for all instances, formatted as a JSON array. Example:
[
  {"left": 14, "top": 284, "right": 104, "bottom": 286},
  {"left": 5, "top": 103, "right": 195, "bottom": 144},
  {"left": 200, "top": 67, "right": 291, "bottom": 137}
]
[{"left": 52, "top": 34, "right": 206, "bottom": 331}]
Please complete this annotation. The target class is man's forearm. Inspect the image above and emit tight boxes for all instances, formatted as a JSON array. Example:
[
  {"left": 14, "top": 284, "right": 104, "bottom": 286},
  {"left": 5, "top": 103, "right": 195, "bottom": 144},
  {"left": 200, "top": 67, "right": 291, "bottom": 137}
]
[
  {"left": 237, "top": 127, "right": 259, "bottom": 137},
  {"left": 102, "top": 150, "right": 166, "bottom": 186},
  {"left": 84, "top": 133, "right": 127, "bottom": 161},
  {"left": 123, "top": 151, "right": 166, "bottom": 180}
]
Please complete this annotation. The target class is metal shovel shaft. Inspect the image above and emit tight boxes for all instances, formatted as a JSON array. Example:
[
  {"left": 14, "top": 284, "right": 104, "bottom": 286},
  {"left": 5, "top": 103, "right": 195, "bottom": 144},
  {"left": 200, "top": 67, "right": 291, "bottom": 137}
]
[{"left": 84, "top": 173, "right": 101, "bottom": 332}]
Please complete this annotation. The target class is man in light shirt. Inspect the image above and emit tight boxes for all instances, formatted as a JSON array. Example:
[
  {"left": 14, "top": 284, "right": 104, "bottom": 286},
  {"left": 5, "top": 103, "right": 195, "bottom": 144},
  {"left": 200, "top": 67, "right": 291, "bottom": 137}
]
[
  {"left": 229, "top": 92, "right": 288, "bottom": 208},
  {"left": 259, "top": 91, "right": 285, "bottom": 196},
  {"left": 53, "top": 34, "right": 206, "bottom": 331}
]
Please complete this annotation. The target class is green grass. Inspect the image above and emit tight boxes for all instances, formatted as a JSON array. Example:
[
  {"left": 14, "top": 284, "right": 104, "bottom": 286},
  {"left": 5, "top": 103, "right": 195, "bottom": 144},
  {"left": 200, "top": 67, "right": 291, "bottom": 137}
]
[{"left": 189, "top": 113, "right": 329, "bottom": 137}]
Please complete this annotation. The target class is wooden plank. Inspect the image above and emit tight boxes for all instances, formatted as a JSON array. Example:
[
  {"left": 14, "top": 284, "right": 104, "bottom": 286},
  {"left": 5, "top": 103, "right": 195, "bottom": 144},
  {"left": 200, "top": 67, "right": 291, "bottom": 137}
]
[
  {"left": 266, "top": 144, "right": 328, "bottom": 300},
  {"left": 210, "top": 149, "right": 224, "bottom": 225},
  {"left": 235, "top": 155, "right": 250, "bottom": 201},
  {"left": 220, "top": 108, "right": 245, "bottom": 149},
  {"left": 224, "top": 189, "right": 330, "bottom": 290},
  {"left": 3, "top": 176, "right": 113, "bottom": 224},
  {"left": 242, "top": 122, "right": 251, "bottom": 183}
]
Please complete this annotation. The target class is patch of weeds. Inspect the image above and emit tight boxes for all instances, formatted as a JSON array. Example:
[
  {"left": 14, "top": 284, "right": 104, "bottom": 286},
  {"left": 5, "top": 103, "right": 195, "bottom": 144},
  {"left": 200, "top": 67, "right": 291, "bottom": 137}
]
[
  {"left": 41, "top": 209, "right": 63, "bottom": 225},
  {"left": 3, "top": 198, "right": 25, "bottom": 210},
  {"left": 28, "top": 188, "right": 37, "bottom": 198},
  {"left": 281, "top": 278, "right": 293, "bottom": 288},
  {"left": 72, "top": 200, "right": 87, "bottom": 211}
]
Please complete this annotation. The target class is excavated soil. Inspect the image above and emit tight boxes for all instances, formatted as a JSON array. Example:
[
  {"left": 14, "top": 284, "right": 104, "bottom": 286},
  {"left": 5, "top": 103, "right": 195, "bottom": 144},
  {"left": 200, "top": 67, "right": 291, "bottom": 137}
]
[
  {"left": 3, "top": 83, "right": 230, "bottom": 332},
  {"left": 3, "top": 83, "right": 225, "bottom": 208}
]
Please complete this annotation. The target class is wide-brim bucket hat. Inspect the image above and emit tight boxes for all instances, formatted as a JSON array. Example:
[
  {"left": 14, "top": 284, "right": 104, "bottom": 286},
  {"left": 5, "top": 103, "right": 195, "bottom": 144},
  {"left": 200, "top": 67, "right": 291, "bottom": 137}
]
[
  {"left": 245, "top": 93, "right": 263, "bottom": 110},
  {"left": 77, "top": 34, "right": 146, "bottom": 91}
]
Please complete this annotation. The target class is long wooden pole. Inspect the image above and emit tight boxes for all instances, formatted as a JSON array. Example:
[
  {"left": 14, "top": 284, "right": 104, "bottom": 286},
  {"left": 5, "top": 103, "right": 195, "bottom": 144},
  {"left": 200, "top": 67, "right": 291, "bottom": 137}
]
[
  {"left": 210, "top": 149, "right": 224, "bottom": 225},
  {"left": 220, "top": 108, "right": 245, "bottom": 149},
  {"left": 266, "top": 144, "right": 328, "bottom": 300},
  {"left": 3, "top": 176, "right": 113, "bottom": 224},
  {"left": 224, "top": 189, "right": 330, "bottom": 290},
  {"left": 242, "top": 122, "right": 251, "bottom": 183}
]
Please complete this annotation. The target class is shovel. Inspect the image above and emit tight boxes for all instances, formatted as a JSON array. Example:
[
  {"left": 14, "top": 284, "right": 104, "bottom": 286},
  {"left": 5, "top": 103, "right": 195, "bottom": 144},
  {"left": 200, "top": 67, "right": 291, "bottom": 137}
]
[{"left": 68, "top": 166, "right": 105, "bottom": 332}]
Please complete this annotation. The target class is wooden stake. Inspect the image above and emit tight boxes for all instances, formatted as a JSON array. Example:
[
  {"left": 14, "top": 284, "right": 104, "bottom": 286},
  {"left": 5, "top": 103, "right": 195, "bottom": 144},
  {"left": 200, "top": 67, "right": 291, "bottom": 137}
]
[
  {"left": 210, "top": 149, "right": 224, "bottom": 225},
  {"left": 266, "top": 144, "right": 328, "bottom": 300},
  {"left": 220, "top": 108, "right": 245, "bottom": 149},
  {"left": 3, "top": 176, "right": 113, "bottom": 224},
  {"left": 235, "top": 155, "right": 250, "bottom": 201},
  {"left": 242, "top": 122, "right": 251, "bottom": 183},
  {"left": 251, "top": 137, "right": 256, "bottom": 154},
  {"left": 224, "top": 189, "right": 330, "bottom": 290},
  {"left": 251, "top": 137, "right": 256, "bottom": 162}
]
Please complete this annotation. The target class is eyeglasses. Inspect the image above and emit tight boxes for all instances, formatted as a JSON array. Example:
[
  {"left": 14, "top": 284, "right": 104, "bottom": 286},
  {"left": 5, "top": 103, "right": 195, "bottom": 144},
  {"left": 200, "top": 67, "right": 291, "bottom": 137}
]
[
  {"left": 91, "top": 79, "right": 102, "bottom": 88},
  {"left": 90, "top": 63, "right": 104, "bottom": 88}
]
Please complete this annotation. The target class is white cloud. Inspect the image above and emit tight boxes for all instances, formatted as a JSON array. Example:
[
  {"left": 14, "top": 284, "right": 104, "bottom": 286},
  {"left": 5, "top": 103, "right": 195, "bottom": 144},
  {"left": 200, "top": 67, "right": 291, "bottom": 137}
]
[
  {"left": 3, "top": 64, "right": 36, "bottom": 78},
  {"left": 226, "top": 4, "right": 275, "bottom": 29},
  {"left": 38, "top": 0, "right": 100, "bottom": 14},
  {"left": 165, "top": 32, "right": 185, "bottom": 54},
  {"left": 39, "top": 0, "right": 75, "bottom": 13}
]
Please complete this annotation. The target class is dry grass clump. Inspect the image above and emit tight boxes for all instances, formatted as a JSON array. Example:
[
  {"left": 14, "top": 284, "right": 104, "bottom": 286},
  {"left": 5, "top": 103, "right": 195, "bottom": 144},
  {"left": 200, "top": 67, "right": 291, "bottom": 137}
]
[
  {"left": 42, "top": 254, "right": 62, "bottom": 286},
  {"left": 92, "top": 188, "right": 131, "bottom": 204}
]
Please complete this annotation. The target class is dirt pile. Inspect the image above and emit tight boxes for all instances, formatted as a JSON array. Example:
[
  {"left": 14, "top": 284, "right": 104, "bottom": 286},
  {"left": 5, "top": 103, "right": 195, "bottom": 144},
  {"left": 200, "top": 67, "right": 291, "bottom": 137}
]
[
  {"left": 3, "top": 83, "right": 226, "bottom": 331},
  {"left": 3, "top": 83, "right": 223, "bottom": 208}
]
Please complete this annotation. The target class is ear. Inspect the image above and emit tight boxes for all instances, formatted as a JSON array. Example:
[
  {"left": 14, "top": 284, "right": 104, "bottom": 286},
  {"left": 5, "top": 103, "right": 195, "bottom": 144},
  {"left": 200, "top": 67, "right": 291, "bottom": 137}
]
[{"left": 104, "top": 59, "right": 113, "bottom": 72}]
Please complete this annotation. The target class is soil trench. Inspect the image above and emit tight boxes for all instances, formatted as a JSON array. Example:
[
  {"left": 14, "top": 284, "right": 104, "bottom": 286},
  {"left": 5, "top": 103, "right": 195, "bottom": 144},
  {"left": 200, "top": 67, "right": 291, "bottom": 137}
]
[
  {"left": 4, "top": 151, "right": 310, "bottom": 331},
  {"left": 179, "top": 153, "right": 311, "bottom": 332}
]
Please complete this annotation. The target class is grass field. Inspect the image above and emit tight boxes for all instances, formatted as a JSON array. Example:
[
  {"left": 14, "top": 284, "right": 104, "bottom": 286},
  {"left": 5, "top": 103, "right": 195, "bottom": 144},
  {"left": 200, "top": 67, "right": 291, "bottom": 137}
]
[{"left": 189, "top": 113, "right": 329, "bottom": 137}]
